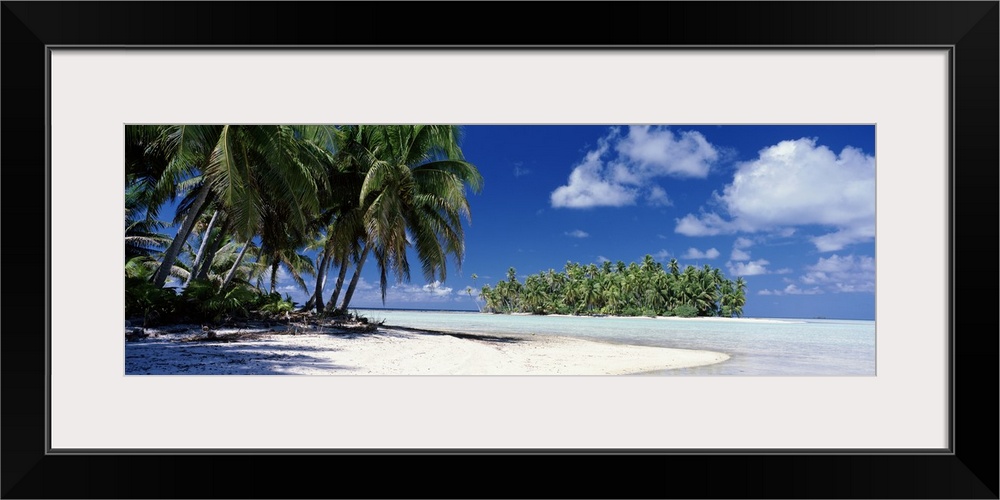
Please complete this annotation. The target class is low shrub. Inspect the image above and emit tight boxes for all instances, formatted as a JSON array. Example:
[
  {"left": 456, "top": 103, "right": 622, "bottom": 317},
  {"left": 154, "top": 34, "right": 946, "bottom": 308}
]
[{"left": 671, "top": 304, "right": 699, "bottom": 318}]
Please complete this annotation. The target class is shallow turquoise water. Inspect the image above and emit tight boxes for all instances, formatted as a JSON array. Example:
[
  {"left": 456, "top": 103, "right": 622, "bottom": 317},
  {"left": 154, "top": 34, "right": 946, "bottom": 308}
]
[{"left": 355, "top": 309, "right": 876, "bottom": 376}]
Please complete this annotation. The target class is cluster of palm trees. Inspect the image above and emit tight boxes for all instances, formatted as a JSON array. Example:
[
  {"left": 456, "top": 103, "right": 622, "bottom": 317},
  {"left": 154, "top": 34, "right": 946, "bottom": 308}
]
[
  {"left": 125, "top": 125, "right": 482, "bottom": 321},
  {"left": 478, "top": 256, "right": 747, "bottom": 317}
]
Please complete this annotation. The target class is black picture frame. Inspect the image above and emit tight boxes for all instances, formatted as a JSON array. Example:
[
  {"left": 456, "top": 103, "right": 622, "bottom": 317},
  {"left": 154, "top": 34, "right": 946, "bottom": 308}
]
[{"left": 3, "top": 2, "right": 997, "bottom": 498}]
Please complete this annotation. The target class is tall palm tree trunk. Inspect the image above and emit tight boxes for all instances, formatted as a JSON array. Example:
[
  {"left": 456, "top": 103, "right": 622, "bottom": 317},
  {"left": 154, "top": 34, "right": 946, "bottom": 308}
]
[
  {"left": 269, "top": 260, "right": 281, "bottom": 294},
  {"left": 338, "top": 245, "right": 371, "bottom": 312},
  {"left": 152, "top": 183, "right": 210, "bottom": 287},
  {"left": 184, "top": 209, "right": 219, "bottom": 286},
  {"left": 194, "top": 216, "right": 231, "bottom": 281},
  {"left": 312, "top": 246, "right": 333, "bottom": 313},
  {"left": 221, "top": 242, "right": 250, "bottom": 289},
  {"left": 325, "top": 260, "right": 351, "bottom": 314}
]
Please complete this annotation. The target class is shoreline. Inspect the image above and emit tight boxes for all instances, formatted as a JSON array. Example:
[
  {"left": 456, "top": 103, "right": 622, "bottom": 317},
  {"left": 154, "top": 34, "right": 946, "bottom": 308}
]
[
  {"left": 542, "top": 313, "right": 804, "bottom": 324},
  {"left": 125, "top": 322, "right": 731, "bottom": 375},
  {"left": 360, "top": 309, "right": 813, "bottom": 324}
]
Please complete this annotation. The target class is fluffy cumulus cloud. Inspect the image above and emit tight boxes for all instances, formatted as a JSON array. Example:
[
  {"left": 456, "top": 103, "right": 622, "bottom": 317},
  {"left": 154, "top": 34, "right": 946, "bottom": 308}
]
[
  {"left": 551, "top": 126, "right": 719, "bottom": 209},
  {"left": 614, "top": 125, "right": 719, "bottom": 178},
  {"left": 682, "top": 247, "right": 720, "bottom": 260},
  {"left": 800, "top": 254, "right": 875, "bottom": 293},
  {"left": 675, "top": 138, "right": 875, "bottom": 251},
  {"left": 564, "top": 229, "right": 590, "bottom": 238},
  {"left": 726, "top": 259, "right": 770, "bottom": 276},
  {"left": 730, "top": 248, "right": 751, "bottom": 261},
  {"left": 730, "top": 237, "right": 753, "bottom": 261}
]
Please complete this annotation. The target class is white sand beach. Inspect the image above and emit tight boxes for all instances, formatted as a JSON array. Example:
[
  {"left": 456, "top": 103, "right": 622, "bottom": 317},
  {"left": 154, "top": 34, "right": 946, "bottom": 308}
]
[{"left": 125, "top": 323, "right": 730, "bottom": 375}]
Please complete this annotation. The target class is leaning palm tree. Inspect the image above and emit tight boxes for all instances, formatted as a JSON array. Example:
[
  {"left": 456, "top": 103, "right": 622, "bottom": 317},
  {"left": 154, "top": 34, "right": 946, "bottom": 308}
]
[
  {"left": 336, "top": 125, "right": 483, "bottom": 311},
  {"left": 140, "top": 125, "right": 336, "bottom": 289}
]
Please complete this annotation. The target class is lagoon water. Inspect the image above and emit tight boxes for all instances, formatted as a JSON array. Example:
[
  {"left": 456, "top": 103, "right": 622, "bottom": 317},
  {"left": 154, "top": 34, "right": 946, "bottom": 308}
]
[{"left": 356, "top": 309, "right": 876, "bottom": 376}]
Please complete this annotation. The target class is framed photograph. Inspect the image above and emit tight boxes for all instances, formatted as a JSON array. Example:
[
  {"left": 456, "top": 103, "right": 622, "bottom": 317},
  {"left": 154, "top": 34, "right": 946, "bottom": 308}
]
[{"left": 4, "top": 2, "right": 996, "bottom": 498}]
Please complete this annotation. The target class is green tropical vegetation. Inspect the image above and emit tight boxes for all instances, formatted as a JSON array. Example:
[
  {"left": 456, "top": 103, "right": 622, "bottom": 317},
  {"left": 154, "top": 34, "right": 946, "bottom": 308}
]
[
  {"left": 125, "top": 125, "right": 482, "bottom": 326},
  {"left": 478, "top": 256, "right": 747, "bottom": 317}
]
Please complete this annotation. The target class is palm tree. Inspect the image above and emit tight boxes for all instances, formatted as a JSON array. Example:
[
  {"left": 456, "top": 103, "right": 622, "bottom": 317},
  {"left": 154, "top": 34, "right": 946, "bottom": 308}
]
[
  {"left": 337, "top": 125, "right": 483, "bottom": 311},
  {"left": 140, "top": 125, "right": 336, "bottom": 289},
  {"left": 183, "top": 208, "right": 221, "bottom": 286},
  {"left": 731, "top": 277, "right": 748, "bottom": 317},
  {"left": 468, "top": 273, "right": 482, "bottom": 312},
  {"left": 124, "top": 182, "right": 171, "bottom": 261}
]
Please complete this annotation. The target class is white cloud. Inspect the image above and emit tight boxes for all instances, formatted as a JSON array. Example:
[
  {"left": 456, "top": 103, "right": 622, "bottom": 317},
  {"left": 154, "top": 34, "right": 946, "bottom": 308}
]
[
  {"left": 646, "top": 186, "right": 673, "bottom": 207},
  {"left": 552, "top": 126, "right": 719, "bottom": 209},
  {"left": 810, "top": 225, "right": 876, "bottom": 252},
  {"left": 675, "top": 137, "right": 875, "bottom": 251},
  {"left": 758, "top": 284, "right": 823, "bottom": 296},
  {"left": 550, "top": 134, "right": 637, "bottom": 208},
  {"left": 350, "top": 279, "right": 457, "bottom": 306},
  {"left": 597, "top": 255, "right": 611, "bottom": 263},
  {"left": 682, "top": 247, "right": 720, "bottom": 260},
  {"left": 733, "top": 237, "right": 754, "bottom": 249},
  {"left": 358, "top": 281, "right": 458, "bottom": 304},
  {"left": 564, "top": 229, "right": 590, "bottom": 238},
  {"left": 354, "top": 277, "right": 375, "bottom": 290},
  {"left": 674, "top": 212, "right": 729, "bottom": 236},
  {"left": 420, "top": 280, "right": 454, "bottom": 297},
  {"left": 730, "top": 248, "right": 751, "bottom": 261},
  {"left": 652, "top": 249, "right": 671, "bottom": 261},
  {"left": 614, "top": 126, "right": 719, "bottom": 178},
  {"left": 800, "top": 254, "right": 875, "bottom": 293},
  {"left": 784, "top": 284, "right": 823, "bottom": 295},
  {"left": 775, "top": 268, "right": 793, "bottom": 274},
  {"left": 726, "top": 259, "right": 770, "bottom": 276}
]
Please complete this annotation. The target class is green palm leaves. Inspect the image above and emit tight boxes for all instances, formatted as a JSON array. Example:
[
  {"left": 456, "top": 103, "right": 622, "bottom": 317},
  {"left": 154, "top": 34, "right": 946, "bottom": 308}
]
[
  {"left": 126, "top": 124, "right": 482, "bottom": 319},
  {"left": 333, "top": 125, "right": 482, "bottom": 309}
]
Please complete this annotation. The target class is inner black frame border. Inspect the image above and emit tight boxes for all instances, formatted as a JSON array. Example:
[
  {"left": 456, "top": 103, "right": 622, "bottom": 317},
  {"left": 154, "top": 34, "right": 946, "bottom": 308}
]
[{"left": 3, "top": 2, "right": 996, "bottom": 498}]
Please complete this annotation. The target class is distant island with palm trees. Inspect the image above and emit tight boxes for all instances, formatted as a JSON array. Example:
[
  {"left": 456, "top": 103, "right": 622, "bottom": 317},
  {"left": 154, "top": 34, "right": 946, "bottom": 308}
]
[{"left": 478, "top": 256, "right": 747, "bottom": 318}]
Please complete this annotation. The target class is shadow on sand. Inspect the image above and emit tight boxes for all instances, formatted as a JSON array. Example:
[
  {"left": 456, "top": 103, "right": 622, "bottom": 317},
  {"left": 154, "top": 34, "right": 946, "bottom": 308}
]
[
  {"left": 125, "top": 339, "right": 356, "bottom": 375},
  {"left": 383, "top": 325, "right": 526, "bottom": 344}
]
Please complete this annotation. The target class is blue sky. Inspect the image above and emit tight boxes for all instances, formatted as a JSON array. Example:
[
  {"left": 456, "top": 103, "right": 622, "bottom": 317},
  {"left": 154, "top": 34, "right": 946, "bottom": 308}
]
[{"left": 166, "top": 125, "right": 876, "bottom": 320}]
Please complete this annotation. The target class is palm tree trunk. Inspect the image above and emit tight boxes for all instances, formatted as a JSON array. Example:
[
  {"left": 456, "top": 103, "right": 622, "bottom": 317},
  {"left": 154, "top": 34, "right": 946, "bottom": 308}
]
[
  {"left": 194, "top": 216, "right": 231, "bottom": 281},
  {"left": 221, "top": 242, "right": 250, "bottom": 289},
  {"left": 269, "top": 260, "right": 280, "bottom": 294},
  {"left": 312, "top": 246, "right": 333, "bottom": 313},
  {"left": 338, "top": 245, "right": 370, "bottom": 312},
  {"left": 184, "top": 209, "right": 219, "bottom": 286},
  {"left": 325, "top": 252, "right": 352, "bottom": 314},
  {"left": 152, "top": 183, "right": 210, "bottom": 288}
]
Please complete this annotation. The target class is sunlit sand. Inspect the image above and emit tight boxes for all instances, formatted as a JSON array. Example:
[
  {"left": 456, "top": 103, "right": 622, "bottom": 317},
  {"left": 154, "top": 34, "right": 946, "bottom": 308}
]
[{"left": 125, "top": 323, "right": 730, "bottom": 375}]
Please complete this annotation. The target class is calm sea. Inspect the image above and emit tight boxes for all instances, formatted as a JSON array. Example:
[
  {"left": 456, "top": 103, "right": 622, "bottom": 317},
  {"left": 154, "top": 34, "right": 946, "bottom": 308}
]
[{"left": 355, "top": 309, "right": 876, "bottom": 376}]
